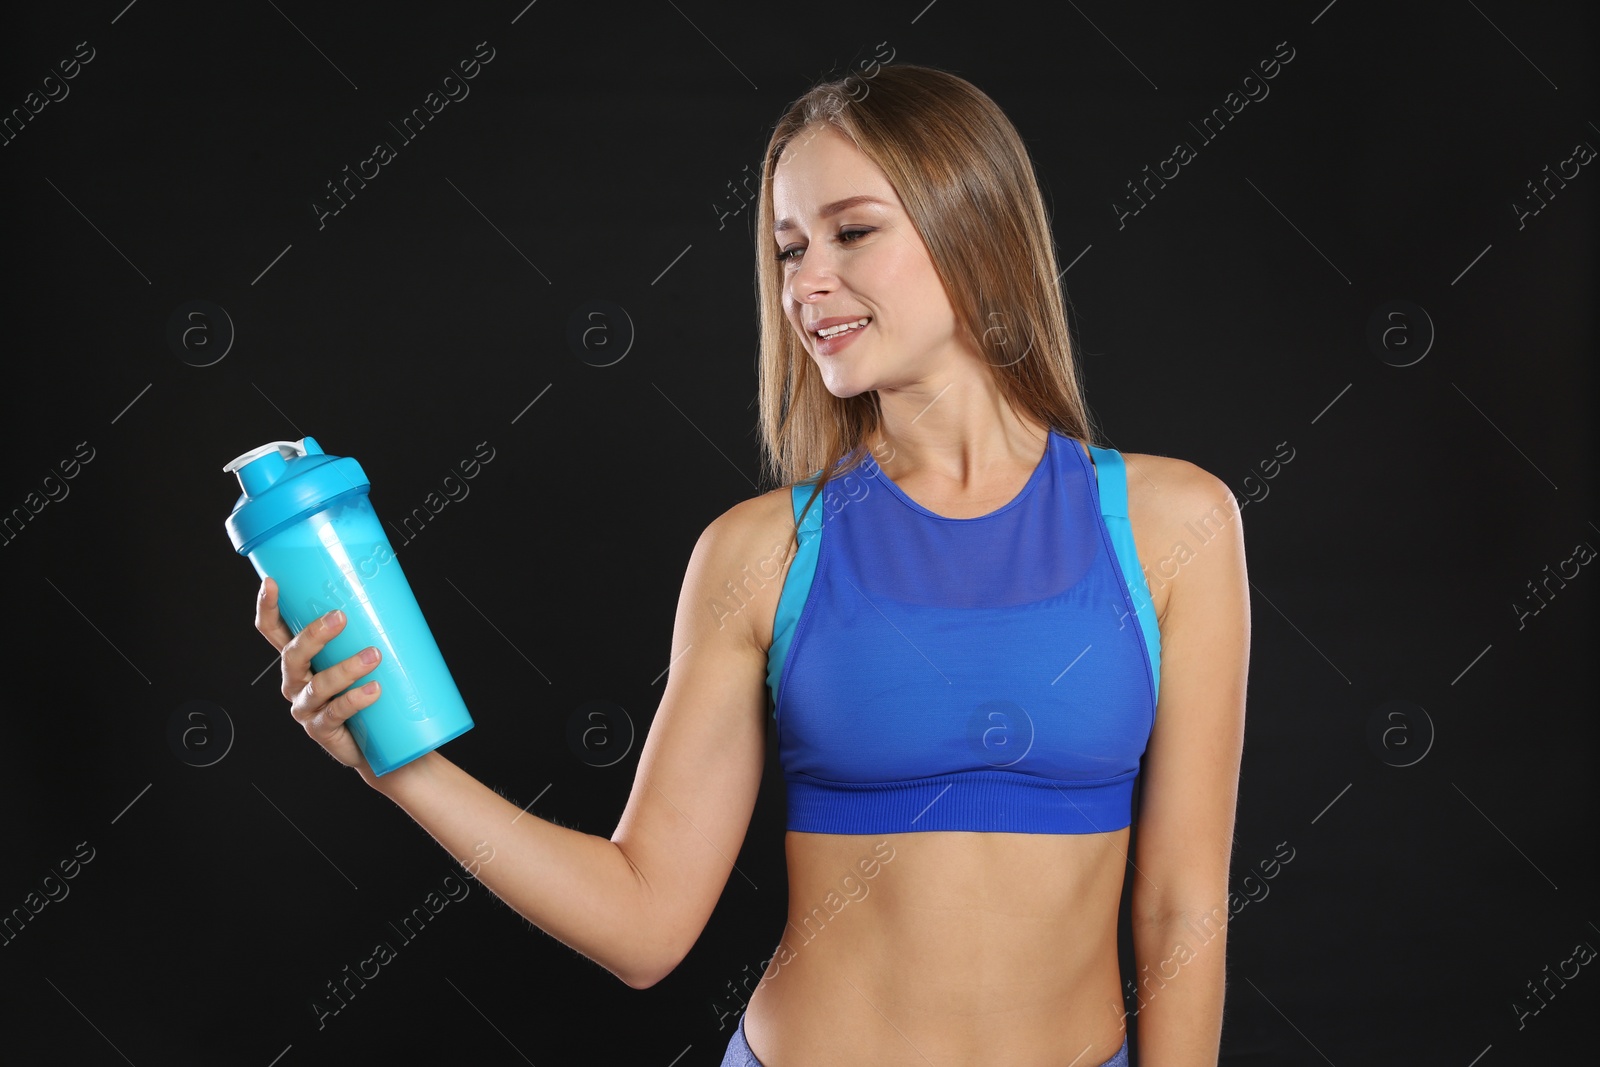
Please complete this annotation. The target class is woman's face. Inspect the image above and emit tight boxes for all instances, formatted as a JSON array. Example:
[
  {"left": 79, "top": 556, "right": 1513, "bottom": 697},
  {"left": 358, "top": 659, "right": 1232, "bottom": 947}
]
[{"left": 771, "top": 123, "right": 962, "bottom": 398}]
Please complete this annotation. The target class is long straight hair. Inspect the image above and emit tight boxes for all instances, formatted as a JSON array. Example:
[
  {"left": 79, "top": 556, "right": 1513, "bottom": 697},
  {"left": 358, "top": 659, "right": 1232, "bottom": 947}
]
[{"left": 753, "top": 64, "right": 1101, "bottom": 549}]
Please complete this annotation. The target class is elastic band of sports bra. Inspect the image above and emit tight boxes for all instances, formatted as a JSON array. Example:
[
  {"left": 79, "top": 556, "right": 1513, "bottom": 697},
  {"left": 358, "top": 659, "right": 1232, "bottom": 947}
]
[{"left": 784, "top": 766, "right": 1138, "bottom": 835}]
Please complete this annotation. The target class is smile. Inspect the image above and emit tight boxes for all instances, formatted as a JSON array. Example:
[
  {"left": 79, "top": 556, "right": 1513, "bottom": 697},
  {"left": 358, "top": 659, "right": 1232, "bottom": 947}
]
[{"left": 816, "top": 317, "right": 871, "bottom": 338}]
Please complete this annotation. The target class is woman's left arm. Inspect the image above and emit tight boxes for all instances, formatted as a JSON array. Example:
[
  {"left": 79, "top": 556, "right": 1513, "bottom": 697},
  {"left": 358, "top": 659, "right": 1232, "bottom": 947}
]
[{"left": 1127, "top": 461, "right": 1250, "bottom": 1067}]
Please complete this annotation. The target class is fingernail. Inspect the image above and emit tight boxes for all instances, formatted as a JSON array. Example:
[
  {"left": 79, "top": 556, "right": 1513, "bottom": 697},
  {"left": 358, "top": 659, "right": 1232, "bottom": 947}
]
[
  {"left": 327, "top": 610, "right": 344, "bottom": 628},
  {"left": 359, "top": 647, "right": 378, "bottom": 665}
]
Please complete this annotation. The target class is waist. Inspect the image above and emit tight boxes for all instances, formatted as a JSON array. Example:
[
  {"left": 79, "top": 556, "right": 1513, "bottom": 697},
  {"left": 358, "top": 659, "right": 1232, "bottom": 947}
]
[{"left": 746, "top": 827, "right": 1131, "bottom": 1064}]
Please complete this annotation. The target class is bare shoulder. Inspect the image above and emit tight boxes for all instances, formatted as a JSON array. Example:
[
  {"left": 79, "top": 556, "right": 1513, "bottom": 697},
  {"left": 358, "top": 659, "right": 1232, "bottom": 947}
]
[
  {"left": 1120, "top": 452, "right": 1236, "bottom": 520},
  {"left": 1116, "top": 452, "right": 1243, "bottom": 624},
  {"left": 704, "top": 484, "right": 800, "bottom": 562},
  {"left": 693, "top": 485, "right": 806, "bottom": 653}
]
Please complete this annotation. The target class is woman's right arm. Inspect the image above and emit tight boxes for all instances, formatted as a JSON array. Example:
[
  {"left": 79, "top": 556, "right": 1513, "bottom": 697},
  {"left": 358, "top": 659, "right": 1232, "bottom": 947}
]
[{"left": 255, "top": 496, "right": 785, "bottom": 989}]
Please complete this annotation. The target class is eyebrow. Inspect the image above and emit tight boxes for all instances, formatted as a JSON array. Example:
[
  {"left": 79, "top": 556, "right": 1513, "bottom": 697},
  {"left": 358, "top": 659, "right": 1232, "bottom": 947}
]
[{"left": 773, "top": 194, "right": 892, "bottom": 235}]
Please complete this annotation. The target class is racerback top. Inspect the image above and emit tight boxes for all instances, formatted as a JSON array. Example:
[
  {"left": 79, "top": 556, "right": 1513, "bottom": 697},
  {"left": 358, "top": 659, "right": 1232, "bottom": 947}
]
[{"left": 765, "top": 429, "right": 1160, "bottom": 835}]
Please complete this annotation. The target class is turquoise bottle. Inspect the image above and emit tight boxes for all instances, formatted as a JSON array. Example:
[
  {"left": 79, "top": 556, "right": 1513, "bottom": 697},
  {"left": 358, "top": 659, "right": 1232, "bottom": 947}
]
[{"left": 223, "top": 437, "right": 474, "bottom": 775}]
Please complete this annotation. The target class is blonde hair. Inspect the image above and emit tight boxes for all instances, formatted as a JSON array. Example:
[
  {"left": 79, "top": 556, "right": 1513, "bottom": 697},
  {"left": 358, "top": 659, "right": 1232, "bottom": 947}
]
[{"left": 753, "top": 64, "right": 1101, "bottom": 544}]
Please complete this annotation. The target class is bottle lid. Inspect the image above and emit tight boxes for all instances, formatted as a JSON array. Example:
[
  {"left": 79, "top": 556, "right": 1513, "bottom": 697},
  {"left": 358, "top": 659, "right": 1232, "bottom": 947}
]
[{"left": 222, "top": 436, "right": 371, "bottom": 555}]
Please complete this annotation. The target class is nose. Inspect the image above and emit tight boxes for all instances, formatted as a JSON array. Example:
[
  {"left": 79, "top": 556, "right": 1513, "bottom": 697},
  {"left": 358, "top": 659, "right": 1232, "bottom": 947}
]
[{"left": 787, "top": 243, "right": 839, "bottom": 300}]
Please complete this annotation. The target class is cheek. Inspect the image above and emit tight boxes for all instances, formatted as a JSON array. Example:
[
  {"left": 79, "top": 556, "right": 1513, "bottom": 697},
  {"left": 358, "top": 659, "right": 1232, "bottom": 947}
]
[
  {"left": 782, "top": 302, "right": 805, "bottom": 338},
  {"left": 881, "top": 250, "right": 955, "bottom": 331}
]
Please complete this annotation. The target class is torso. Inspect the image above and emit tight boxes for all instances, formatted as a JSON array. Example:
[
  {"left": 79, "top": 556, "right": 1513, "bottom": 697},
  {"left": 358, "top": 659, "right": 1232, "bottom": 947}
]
[{"left": 736, "top": 431, "right": 1180, "bottom": 1066}]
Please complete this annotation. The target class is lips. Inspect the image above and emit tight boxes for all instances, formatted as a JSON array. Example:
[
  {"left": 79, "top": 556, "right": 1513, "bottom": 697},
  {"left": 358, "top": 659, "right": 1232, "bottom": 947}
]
[{"left": 811, "top": 317, "right": 870, "bottom": 357}]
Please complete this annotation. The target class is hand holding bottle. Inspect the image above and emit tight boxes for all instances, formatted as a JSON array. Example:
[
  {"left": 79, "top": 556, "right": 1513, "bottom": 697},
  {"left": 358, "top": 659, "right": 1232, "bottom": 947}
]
[
  {"left": 223, "top": 437, "right": 474, "bottom": 777},
  {"left": 254, "top": 576, "right": 382, "bottom": 773}
]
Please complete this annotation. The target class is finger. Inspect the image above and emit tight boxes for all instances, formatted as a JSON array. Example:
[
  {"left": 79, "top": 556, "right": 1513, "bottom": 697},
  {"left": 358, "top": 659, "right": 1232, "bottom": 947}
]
[
  {"left": 305, "top": 677, "right": 381, "bottom": 740},
  {"left": 254, "top": 577, "right": 295, "bottom": 650},
  {"left": 290, "top": 644, "right": 382, "bottom": 725},
  {"left": 280, "top": 607, "right": 349, "bottom": 700}
]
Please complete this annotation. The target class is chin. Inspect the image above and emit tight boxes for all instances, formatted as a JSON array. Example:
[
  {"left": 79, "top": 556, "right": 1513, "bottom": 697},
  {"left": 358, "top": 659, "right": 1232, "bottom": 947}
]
[{"left": 816, "top": 368, "right": 876, "bottom": 400}]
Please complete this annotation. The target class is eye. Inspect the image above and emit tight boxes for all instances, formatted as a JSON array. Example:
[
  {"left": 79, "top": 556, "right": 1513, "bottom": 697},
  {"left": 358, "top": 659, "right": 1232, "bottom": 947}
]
[{"left": 775, "top": 227, "right": 875, "bottom": 264}]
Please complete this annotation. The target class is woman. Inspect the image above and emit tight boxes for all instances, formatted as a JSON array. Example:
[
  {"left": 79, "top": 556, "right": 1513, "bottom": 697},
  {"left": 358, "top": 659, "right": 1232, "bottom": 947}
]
[{"left": 254, "top": 65, "right": 1249, "bottom": 1066}]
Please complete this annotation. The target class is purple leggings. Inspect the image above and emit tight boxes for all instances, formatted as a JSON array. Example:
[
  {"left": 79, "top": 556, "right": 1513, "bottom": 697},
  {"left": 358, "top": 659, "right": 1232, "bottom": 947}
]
[{"left": 719, "top": 1012, "right": 1131, "bottom": 1066}]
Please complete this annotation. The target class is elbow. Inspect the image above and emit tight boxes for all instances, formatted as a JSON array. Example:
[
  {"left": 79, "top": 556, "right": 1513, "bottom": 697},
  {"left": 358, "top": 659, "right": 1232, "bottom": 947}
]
[
  {"left": 620, "top": 968, "right": 659, "bottom": 991},
  {"left": 622, "top": 969, "right": 663, "bottom": 991},
  {"left": 618, "top": 950, "right": 666, "bottom": 990},
  {"left": 619, "top": 945, "right": 687, "bottom": 991},
  {"left": 1132, "top": 891, "right": 1233, "bottom": 935},
  {"left": 610, "top": 842, "right": 696, "bottom": 991},
  {"left": 1131, "top": 877, "right": 1232, "bottom": 932},
  {"left": 614, "top": 897, "right": 691, "bottom": 991}
]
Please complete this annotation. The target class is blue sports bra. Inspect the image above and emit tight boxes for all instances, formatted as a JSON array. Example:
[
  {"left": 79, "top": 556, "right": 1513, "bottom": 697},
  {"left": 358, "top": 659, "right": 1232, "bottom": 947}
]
[{"left": 765, "top": 430, "right": 1160, "bottom": 835}]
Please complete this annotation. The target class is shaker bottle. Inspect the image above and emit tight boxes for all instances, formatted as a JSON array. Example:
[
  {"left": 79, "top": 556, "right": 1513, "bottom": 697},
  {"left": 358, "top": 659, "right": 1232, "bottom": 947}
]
[{"left": 222, "top": 437, "right": 474, "bottom": 775}]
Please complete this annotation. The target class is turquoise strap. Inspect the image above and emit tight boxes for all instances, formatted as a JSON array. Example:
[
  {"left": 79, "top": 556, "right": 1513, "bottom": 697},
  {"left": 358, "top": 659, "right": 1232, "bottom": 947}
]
[
  {"left": 767, "top": 480, "right": 825, "bottom": 711},
  {"left": 1088, "top": 446, "right": 1162, "bottom": 703}
]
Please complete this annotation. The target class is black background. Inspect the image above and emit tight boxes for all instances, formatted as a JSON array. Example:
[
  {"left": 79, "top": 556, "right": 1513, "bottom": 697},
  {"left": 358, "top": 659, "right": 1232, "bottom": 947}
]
[{"left": 1, "top": 1, "right": 1594, "bottom": 1064}]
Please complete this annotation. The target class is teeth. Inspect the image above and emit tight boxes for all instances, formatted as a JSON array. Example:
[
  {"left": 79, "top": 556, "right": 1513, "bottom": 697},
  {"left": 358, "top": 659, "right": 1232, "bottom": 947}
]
[{"left": 817, "top": 317, "right": 870, "bottom": 338}]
